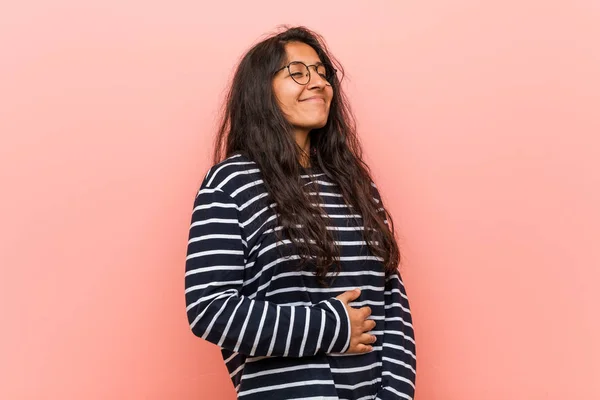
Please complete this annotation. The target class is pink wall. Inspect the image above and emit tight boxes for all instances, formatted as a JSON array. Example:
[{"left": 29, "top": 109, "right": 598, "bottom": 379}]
[{"left": 1, "top": 1, "right": 599, "bottom": 399}]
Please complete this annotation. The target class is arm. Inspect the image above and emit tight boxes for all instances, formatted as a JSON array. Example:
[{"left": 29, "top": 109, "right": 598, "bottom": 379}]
[
  {"left": 185, "top": 185, "right": 351, "bottom": 357},
  {"left": 375, "top": 273, "right": 417, "bottom": 399},
  {"left": 369, "top": 182, "right": 417, "bottom": 398}
]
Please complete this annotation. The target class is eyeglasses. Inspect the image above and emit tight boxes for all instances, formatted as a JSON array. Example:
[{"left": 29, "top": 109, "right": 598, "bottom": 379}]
[{"left": 274, "top": 61, "right": 337, "bottom": 86}]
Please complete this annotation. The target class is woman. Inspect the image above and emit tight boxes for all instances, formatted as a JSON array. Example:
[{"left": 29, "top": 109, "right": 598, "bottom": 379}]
[{"left": 184, "top": 26, "right": 416, "bottom": 400}]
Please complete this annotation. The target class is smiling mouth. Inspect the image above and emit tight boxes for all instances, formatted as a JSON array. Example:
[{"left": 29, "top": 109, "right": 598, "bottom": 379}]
[{"left": 301, "top": 98, "right": 326, "bottom": 103}]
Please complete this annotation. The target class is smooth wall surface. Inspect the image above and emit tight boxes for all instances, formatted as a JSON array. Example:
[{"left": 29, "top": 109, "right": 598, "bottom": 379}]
[{"left": 1, "top": 1, "right": 599, "bottom": 399}]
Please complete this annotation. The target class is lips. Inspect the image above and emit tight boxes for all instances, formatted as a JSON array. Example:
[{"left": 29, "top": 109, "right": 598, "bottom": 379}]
[{"left": 300, "top": 96, "right": 326, "bottom": 102}]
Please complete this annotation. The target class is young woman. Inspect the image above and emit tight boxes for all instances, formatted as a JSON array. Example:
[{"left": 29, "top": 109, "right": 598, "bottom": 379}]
[{"left": 184, "top": 26, "right": 416, "bottom": 400}]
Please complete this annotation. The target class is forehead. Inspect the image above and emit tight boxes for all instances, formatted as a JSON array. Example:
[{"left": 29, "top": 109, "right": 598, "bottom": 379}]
[{"left": 284, "top": 41, "right": 322, "bottom": 64}]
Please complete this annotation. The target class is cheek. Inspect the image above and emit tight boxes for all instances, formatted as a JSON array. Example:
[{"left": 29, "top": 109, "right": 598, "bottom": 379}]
[
  {"left": 274, "top": 83, "right": 301, "bottom": 110},
  {"left": 282, "top": 90, "right": 303, "bottom": 112},
  {"left": 326, "top": 88, "right": 334, "bottom": 104}
]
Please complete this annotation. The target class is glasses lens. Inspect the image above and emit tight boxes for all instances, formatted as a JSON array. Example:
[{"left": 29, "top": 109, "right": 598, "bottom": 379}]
[
  {"left": 288, "top": 62, "right": 309, "bottom": 85},
  {"left": 316, "top": 64, "right": 330, "bottom": 81}
]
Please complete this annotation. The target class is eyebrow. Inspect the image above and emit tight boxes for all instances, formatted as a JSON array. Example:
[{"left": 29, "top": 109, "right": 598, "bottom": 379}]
[{"left": 287, "top": 60, "right": 324, "bottom": 65}]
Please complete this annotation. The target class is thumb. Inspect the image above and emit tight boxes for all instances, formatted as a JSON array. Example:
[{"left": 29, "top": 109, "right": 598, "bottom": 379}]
[{"left": 336, "top": 288, "right": 361, "bottom": 304}]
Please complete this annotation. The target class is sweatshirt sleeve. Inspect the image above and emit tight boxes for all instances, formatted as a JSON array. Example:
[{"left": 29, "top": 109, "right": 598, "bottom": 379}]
[
  {"left": 375, "top": 273, "right": 417, "bottom": 399},
  {"left": 370, "top": 181, "right": 417, "bottom": 398},
  {"left": 184, "top": 182, "right": 351, "bottom": 357}
]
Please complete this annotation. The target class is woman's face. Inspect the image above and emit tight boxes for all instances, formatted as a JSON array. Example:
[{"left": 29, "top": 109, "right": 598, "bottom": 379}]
[{"left": 272, "top": 42, "right": 334, "bottom": 136}]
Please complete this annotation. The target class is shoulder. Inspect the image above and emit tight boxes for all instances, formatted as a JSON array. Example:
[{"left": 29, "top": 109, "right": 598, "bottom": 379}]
[{"left": 199, "top": 153, "right": 262, "bottom": 198}]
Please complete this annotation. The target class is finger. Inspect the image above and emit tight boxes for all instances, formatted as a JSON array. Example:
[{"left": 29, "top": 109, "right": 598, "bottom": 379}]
[
  {"left": 361, "top": 306, "right": 372, "bottom": 318},
  {"left": 355, "top": 343, "right": 373, "bottom": 353},
  {"left": 336, "top": 288, "right": 361, "bottom": 304},
  {"left": 336, "top": 290, "right": 352, "bottom": 304},
  {"left": 363, "top": 319, "right": 377, "bottom": 331},
  {"left": 359, "top": 333, "right": 377, "bottom": 344}
]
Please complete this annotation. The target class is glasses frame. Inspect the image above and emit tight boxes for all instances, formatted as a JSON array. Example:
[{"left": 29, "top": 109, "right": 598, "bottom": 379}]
[{"left": 274, "top": 61, "right": 337, "bottom": 86}]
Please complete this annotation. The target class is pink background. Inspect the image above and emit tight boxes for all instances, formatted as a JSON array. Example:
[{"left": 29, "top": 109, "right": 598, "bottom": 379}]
[{"left": 1, "top": 1, "right": 599, "bottom": 399}]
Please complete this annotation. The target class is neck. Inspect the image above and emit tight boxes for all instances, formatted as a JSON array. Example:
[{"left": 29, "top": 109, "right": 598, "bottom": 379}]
[{"left": 295, "top": 129, "right": 311, "bottom": 168}]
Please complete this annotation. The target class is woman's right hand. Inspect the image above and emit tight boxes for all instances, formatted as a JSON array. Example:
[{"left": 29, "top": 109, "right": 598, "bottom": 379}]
[{"left": 335, "top": 288, "right": 377, "bottom": 354}]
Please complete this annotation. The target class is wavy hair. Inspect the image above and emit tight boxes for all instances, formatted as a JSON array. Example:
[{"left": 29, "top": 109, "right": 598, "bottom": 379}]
[{"left": 212, "top": 25, "right": 401, "bottom": 285}]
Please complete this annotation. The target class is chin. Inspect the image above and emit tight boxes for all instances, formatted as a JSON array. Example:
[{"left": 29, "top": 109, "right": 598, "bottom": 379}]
[
  {"left": 308, "top": 117, "right": 329, "bottom": 130},
  {"left": 304, "top": 122, "right": 327, "bottom": 131},
  {"left": 294, "top": 115, "right": 329, "bottom": 131}
]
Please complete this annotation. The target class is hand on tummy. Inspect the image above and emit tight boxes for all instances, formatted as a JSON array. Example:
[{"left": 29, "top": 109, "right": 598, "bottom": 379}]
[{"left": 336, "top": 288, "right": 377, "bottom": 354}]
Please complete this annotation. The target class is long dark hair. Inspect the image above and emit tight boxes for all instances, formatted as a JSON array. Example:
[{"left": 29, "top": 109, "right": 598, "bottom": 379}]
[{"left": 213, "top": 25, "right": 401, "bottom": 285}]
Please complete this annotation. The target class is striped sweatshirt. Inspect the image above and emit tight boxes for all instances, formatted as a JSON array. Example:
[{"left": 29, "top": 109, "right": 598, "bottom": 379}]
[{"left": 184, "top": 153, "right": 416, "bottom": 400}]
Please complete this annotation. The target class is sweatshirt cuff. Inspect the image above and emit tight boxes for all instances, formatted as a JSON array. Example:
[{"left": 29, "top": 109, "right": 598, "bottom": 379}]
[{"left": 320, "top": 298, "right": 351, "bottom": 353}]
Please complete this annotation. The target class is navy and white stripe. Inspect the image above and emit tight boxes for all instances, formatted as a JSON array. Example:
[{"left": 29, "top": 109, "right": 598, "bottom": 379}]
[{"left": 185, "top": 153, "right": 416, "bottom": 399}]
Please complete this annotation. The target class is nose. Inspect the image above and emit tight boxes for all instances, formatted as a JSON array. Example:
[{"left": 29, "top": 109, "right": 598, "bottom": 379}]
[{"left": 307, "top": 66, "right": 328, "bottom": 89}]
